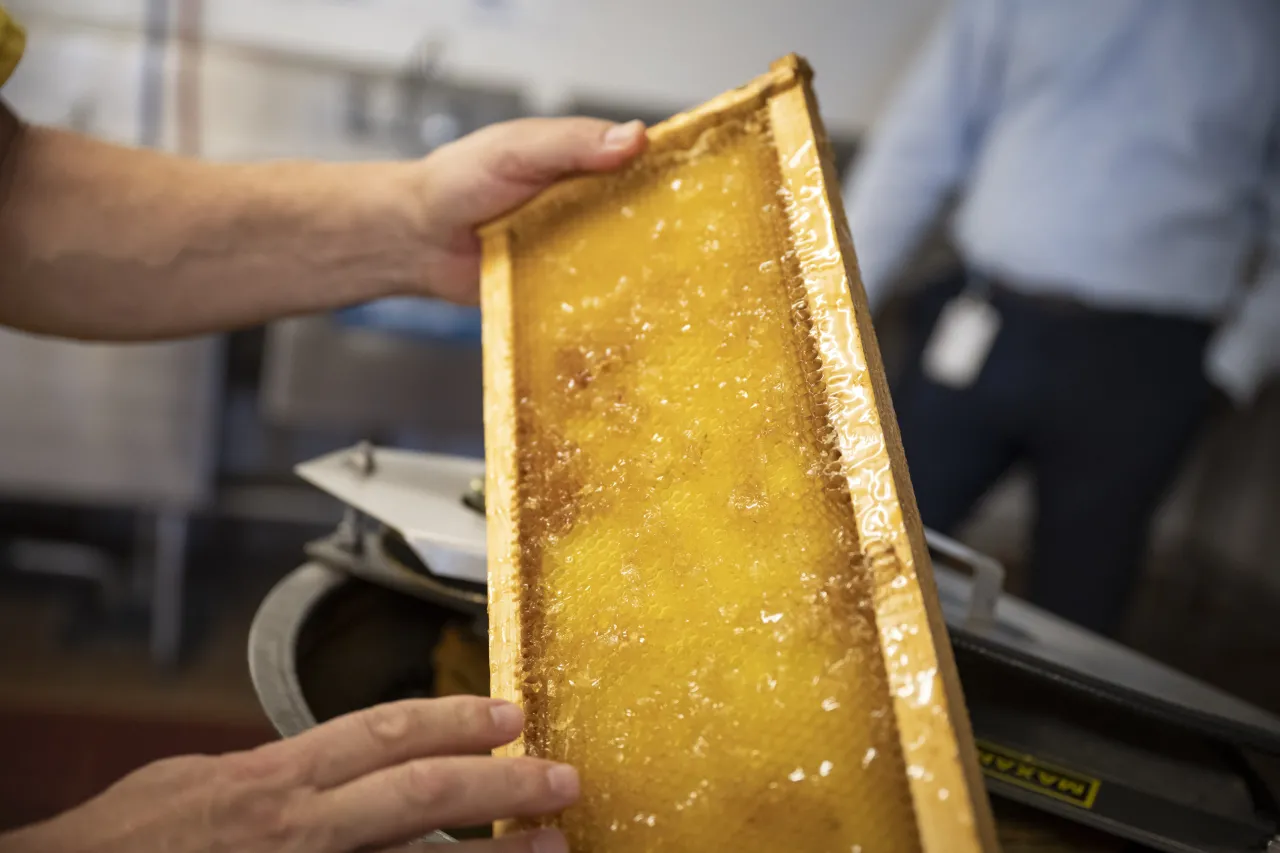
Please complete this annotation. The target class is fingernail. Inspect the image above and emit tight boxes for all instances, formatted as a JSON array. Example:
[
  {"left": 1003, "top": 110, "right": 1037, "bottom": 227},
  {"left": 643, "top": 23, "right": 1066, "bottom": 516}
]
[
  {"left": 490, "top": 702, "right": 524, "bottom": 735},
  {"left": 531, "top": 828, "right": 569, "bottom": 853},
  {"left": 547, "top": 764, "right": 580, "bottom": 799},
  {"left": 603, "top": 120, "right": 644, "bottom": 150}
]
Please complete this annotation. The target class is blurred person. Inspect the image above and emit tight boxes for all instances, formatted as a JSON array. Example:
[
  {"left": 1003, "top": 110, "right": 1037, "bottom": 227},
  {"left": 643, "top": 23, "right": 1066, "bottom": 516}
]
[
  {"left": 0, "top": 7, "right": 646, "bottom": 852},
  {"left": 844, "top": 0, "right": 1280, "bottom": 636}
]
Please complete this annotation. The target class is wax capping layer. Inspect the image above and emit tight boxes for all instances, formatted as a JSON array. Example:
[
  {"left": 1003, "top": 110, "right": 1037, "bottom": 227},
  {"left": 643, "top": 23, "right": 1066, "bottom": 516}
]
[{"left": 481, "top": 55, "right": 999, "bottom": 853}]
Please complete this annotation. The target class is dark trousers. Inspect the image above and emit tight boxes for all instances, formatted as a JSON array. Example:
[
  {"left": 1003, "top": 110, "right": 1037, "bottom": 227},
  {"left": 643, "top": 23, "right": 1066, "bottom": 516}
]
[{"left": 891, "top": 273, "right": 1216, "bottom": 635}]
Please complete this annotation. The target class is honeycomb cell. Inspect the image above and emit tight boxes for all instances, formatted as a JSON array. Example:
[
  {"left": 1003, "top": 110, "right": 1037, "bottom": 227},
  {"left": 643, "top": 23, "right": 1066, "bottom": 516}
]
[{"left": 481, "top": 56, "right": 996, "bottom": 853}]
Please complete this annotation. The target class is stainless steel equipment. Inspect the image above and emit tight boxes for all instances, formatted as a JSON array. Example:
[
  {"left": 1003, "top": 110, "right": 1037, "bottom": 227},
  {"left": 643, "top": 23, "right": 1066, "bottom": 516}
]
[
  {"left": 259, "top": 57, "right": 520, "bottom": 444},
  {"left": 0, "top": 332, "right": 222, "bottom": 506},
  {"left": 259, "top": 316, "right": 483, "bottom": 441},
  {"left": 0, "top": 329, "right": 224, "bottom": 665},
  {"left": 250, "top": 444, "right": 1280, "bottom": 852},
  {"left": 250, "top": 562, "right": 459, "bottom": 845}
]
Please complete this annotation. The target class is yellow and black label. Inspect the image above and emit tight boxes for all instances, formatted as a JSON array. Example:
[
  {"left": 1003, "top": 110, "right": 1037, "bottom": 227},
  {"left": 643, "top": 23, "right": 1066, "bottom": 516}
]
[{"left": 976, "top": 739, "right": 1101, "bottom": 809}]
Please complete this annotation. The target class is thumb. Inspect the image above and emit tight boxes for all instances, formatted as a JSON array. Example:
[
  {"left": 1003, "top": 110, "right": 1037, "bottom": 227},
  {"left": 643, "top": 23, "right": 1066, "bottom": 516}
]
[
  {"left": 425, "top": 117, "right": 648, "bottom": 228},
  {"left": 480, "top": 117, "right": 647, "bottom": 187}
]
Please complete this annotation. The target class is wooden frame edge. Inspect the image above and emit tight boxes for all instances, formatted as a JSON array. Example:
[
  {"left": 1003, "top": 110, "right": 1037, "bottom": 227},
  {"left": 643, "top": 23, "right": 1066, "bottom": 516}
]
[
  {"left": 480, "top": 229, "right": 523, "bottom": 746},
  {"left": 481, "top": 228, "right": 523, "bottom": 839},
  {"left": 767, "top": 70, "right": 1001, "bottom": 853}
]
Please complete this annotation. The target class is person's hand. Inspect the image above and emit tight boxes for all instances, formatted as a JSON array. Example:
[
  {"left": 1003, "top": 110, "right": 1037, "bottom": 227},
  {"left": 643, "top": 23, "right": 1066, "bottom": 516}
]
[
  {"left": 0, "top": 697, "right": 575, "bottom": 853},
  {"left": 412, "top": 117, "right": 647, "bottom": 304}
]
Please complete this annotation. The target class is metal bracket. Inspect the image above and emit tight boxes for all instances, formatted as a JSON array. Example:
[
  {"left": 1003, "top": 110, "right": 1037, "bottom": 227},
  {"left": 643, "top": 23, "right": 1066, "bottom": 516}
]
[
  {"left": 295, "top": 445, "right": 487, "bottom": 584},
  {"left": 924, "top": 528, "right": 1006, "bottom": 630}
]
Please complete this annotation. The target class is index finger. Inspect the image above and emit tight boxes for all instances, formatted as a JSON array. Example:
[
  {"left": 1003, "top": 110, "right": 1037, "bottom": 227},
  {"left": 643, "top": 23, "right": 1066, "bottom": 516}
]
[
  {"left": 262, "top": 696, "right": 525, "bottom": 789},
  {"left": 313, "top": 755, "right": 578, "bottom": 852}
]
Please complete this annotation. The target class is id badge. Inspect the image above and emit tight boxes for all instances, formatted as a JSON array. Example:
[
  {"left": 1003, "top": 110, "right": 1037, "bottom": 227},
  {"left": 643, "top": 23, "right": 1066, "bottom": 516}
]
[{"left": 921, "top": 293, "right": 1002, "bottom": 389}]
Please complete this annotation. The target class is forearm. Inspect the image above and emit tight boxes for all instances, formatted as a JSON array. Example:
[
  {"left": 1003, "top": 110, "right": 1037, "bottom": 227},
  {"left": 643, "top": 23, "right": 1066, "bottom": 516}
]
[{"left": 0, "top": 111, "right": 425, "bottom": 341}]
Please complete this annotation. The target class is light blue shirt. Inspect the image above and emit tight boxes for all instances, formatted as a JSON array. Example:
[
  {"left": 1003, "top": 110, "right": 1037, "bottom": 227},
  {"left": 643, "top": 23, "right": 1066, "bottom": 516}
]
[{"left": 844, "top": 0, "right": 1280, "bottom": 403}]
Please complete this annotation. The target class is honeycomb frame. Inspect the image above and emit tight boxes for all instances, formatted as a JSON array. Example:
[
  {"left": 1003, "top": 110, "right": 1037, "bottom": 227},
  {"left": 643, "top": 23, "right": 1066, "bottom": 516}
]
[{"left": 480, "top": 55, "right": 999, "bottom": 852}]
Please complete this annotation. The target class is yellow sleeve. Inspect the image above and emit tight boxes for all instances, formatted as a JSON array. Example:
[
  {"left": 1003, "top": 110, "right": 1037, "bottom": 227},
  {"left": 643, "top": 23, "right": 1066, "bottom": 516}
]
[{"left": 0, "top": 6, "right": 25, "bottom": 88}]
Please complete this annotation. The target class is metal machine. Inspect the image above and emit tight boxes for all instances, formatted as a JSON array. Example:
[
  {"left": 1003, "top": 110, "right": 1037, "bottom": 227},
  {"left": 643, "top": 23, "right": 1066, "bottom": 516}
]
[
  {"left": 250, "top": 444, "right": 1280, "bottom": 851},
  {"left": 0, "top": 331, "right": 224, "bottom": 666}
]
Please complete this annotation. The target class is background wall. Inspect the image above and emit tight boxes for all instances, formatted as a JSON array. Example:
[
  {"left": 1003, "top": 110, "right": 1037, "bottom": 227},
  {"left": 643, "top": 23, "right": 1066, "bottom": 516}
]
[{"left": 4, "top": 0, "right": 943, "bottom": 159}]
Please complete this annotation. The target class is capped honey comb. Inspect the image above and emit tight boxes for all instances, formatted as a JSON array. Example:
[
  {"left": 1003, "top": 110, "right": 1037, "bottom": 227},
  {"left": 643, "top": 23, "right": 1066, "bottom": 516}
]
[{"left": 480, "top": 56, "right": 999, "bottom": 853}]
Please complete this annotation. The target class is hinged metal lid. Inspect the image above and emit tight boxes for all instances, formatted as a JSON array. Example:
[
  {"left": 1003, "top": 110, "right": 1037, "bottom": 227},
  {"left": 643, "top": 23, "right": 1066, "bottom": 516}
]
[{"left": 295, "top": 444, "right": 487, "bottom": 584}]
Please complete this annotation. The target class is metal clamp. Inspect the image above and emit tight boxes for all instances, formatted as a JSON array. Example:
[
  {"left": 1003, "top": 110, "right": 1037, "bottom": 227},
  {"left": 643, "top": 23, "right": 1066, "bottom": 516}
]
[{"left": 924, "top": 528, "right": 1005, "bottom": 629}]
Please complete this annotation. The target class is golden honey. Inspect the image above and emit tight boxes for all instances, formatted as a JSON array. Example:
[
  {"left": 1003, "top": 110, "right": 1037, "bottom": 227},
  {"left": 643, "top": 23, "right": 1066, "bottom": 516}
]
[{"left": 482, "top": 56, "right": 998, "bottom": 853}]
